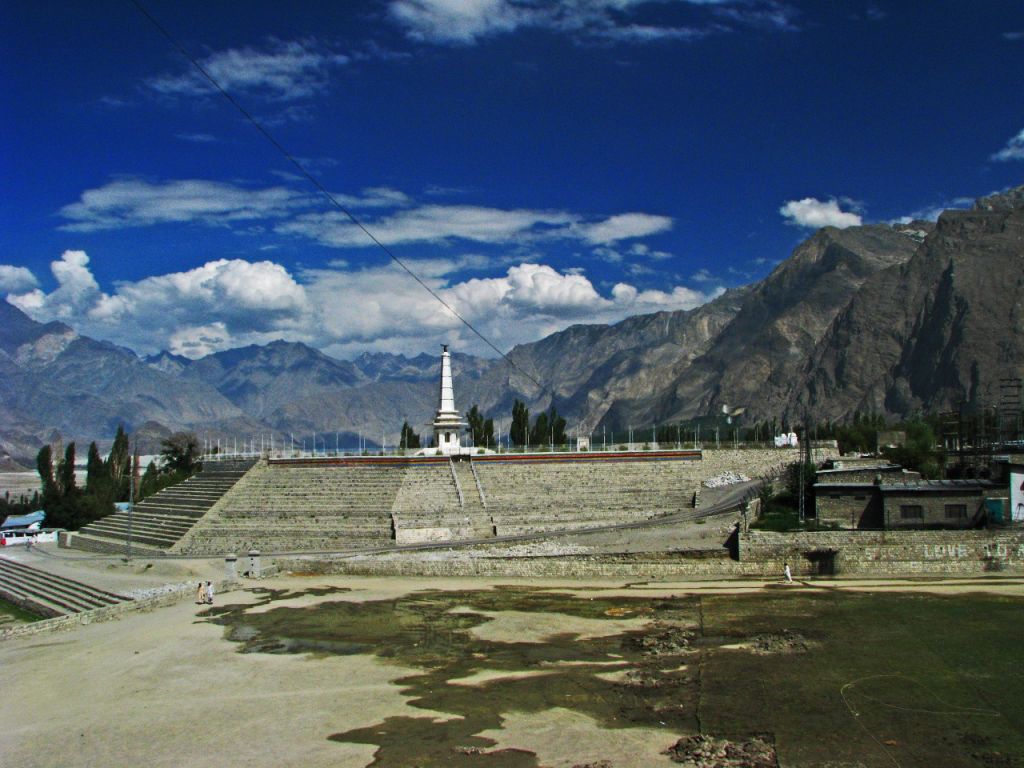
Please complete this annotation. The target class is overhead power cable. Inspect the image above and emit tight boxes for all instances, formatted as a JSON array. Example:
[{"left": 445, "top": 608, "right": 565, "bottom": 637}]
[{"left": 128, "top": 0, "right": 545, "bottom": 393}]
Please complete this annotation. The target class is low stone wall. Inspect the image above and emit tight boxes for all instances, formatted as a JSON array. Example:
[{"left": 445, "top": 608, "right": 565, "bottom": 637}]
[
  {"left": 0, "top": 578, "right": 239, "bottom": 641},
  {"left": 739, "top": 529, "right": 1024, "bottom": 576},
  {"left": 277, "top": 551, "right": 743, "bottom": 579}
]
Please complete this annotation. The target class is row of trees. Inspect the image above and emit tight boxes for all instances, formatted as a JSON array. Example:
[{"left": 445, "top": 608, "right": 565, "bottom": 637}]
[
  {"left": 398, "top": 401, "right": 569, "bottom": 451},
  {"left": 32, "top": 427, "right": 202, "bottom": 530},
  {"left": 397, "top": 405, "right": 940, "bottom": 469}
]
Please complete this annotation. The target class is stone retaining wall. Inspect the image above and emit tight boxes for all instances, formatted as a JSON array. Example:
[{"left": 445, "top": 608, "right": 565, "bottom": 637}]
[
  {"left": 277, "top": 551, "right": 744, "bottom": 579},
  {"left": 278, "top": 527, "right": 1024, "bottom": 579},
  {"left": 739, "top": 529, "right": 1024, "bottom": 576},
  {"left": 0, "top": 578, "right": 239, "bottom": 641}
]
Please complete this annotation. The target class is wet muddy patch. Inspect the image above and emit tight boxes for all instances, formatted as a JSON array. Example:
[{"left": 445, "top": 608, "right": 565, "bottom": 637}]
[{"left": 206, "top": 585, "right": 1024, "bottom": 767}]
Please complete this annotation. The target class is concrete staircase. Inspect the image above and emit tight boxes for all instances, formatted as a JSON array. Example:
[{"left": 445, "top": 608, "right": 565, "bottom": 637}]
[
  {"left": 0, "top": 557, "right": 131, "bottom": 617},
  {"left": 64, "top": 460, "right": 255, "bottom": 554}
]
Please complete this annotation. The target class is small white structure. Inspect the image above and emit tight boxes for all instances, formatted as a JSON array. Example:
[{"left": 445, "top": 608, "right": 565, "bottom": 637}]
[
  {"left": 774, "top": 432, "right": 799, "bottom": 448},
  {"left": 1012, "top": 466, "right": 1024, "bottom": 522},
  {"left": 431, "top": 344, "right": 468, "bottom": 456}
]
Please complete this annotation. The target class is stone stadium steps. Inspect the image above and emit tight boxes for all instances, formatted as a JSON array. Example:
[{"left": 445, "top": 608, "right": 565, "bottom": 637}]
[
  {"left": 64, "top": 459, "right": 256, "bottom": 553},
  {"left": 175, "top": 450, "right": 795, "bottom": 554},
  {"left": 0, "top": 557, "right": 131, "bottom": 617}
]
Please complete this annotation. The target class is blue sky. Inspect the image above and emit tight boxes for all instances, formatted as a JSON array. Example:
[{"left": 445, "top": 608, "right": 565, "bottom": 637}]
[{"left": 2, "top": 0, "right": 1022, "bottom": 360}]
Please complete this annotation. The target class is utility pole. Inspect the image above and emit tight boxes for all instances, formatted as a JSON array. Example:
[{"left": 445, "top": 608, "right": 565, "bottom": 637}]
[
  {"left": 126, "top": 440, "right": 137, "bottom": 562},
  {"left": 798, "top": 421, "right": 809, "bottom": 524}
]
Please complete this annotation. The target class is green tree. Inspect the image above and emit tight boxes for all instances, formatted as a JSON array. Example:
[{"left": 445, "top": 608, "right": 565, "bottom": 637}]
[
  {"left": 530, "top": 407, "right": 567, "bottom": 447},
  {"left": 511, "top": 400, "right": 530, "bottom": 446},
  {"left": 85, "top": 441, "right": 113, "bottom": 504},
  {"left": 549, "top": 407, "right": 567, "bottom": 446},
  {"left": 108, "top": 425, "right": 130, "bottom": 484},
  {"left": 883, "top": 418, "right": 940, "bottom": 479},
  {"left": 160, "top": 432, "right": 201, "bottom": 475},
  {"left": 138, "top": 460, "right": 160, "bottom": 498},
  {"left": 530, "top": 410, "right": 550, "bottom": 447},
  {"left": 57, "top": 442, "right": 78, "bottom": 498},
  {"left": 86, "top": 441, "right": 104, "bottom": 486},
  {"left": 466, "top": 405, "right": 495, "bottom": 448},
  {"left": 36, "top": 445, "right": 56, "bottom": 500},
  {"left": 400, "top": 421, "right": 421, "bottom": 450},
  {"left": 35, "top": 441, "right": 109, "bottom": 530}
]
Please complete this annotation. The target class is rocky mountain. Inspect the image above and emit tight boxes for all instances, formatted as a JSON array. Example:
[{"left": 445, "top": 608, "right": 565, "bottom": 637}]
[
  {"left": 455, "top": 221, "right": 929, "bottom": 432},
  {"left": 2, "top": 186, "right": 1020, "bottom": 461},
  {"left": 790, "top": 187, "right": 1024, "bottom": 420},
  {"left": 0, "top": 301, "right": 243, "bottom": 459}
]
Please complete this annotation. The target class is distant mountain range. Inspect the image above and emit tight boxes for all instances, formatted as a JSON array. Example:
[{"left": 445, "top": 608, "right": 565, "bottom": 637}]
[{"left": 1, "top": 186, "right": 1021, "bottom": 462}]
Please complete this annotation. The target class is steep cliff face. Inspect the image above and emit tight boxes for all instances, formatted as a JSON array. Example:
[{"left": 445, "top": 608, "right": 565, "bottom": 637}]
[
  {"left": 790, "top": 188, "right": 1024, "bottom": 420},
  {"left": 568, "top": 223, "right": 926, "bottom": 429}
]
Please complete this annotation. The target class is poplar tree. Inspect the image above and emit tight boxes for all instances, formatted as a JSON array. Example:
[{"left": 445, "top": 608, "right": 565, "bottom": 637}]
[
  {"left": 58, "top": 442, "right": 78, "bottom": 497},
  {"left": 36, "top": 444, "right": 56, "bottom": 500},
  {"left": 466, "top": 405, "right": 495, "bottom": 447},
  {"left": 400, "top": 421, "right": 421, "bottom": 450},
  {"left": 511, "top": 400, "right": 530, "bottom": 446}
]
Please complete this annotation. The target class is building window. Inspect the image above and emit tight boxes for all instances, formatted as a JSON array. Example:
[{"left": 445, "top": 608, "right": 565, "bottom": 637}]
[
  {"left": 945, "top": 504, "right": 967, "bottom": 519},
  {"left": 899, "top": 505, "right": 923, "bottom": 520}
]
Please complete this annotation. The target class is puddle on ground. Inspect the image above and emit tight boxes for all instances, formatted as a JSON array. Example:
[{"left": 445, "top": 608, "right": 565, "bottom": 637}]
[
  {"left": 210, "top": 587, "right": 707, "bottom": 765},
  {"left": 206, "top": 586, "right": 1024, "bottom": 767}
]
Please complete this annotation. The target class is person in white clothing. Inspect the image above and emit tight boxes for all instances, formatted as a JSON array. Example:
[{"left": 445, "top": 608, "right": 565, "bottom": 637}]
[
  {"left": 784, "top": 563, "right": 793, "bottom": 583},
  {"left": 205, "top": 581, "right": 215, "bottom": 605}
]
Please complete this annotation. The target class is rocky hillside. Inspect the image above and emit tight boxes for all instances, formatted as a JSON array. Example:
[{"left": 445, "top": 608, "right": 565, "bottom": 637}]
[
  {"left": 789, "top": 187, "right": 1024, "bottom": 420},
  {"left": 1, "top": 186, "right": 1020, "bottom": 460}
]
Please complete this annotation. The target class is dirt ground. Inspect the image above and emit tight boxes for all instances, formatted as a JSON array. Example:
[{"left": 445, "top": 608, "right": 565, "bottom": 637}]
[{"left": 3, "top": 569, "right": 1024, "bottom": 768}]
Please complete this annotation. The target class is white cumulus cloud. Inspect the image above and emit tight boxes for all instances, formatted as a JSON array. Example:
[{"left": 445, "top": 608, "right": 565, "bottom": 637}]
[
  {"left": 10, "top": 252, "right": 310, "bottom": 358},
  {"left": 168, "top": 323, "right": 233, "bottom": 358},
  {"left": 991, "top": 128, "right": 1024, "bottom": 162},
  {"left": 9, "top": 250, "right": 103, "bottom": 321},
  {"left": 779, "top": 197, "right": 863, "bottom": 229},
  {"left": 8, "top": 251, "right": 718, "bottom": 359},
  {"left": 0, "top": 265, "right": 39, "bottom": 293}
]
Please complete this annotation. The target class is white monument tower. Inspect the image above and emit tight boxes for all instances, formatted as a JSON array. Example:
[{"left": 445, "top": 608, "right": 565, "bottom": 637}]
[{"left": 432, "top": 344, "right": 467, "bottom": 455}]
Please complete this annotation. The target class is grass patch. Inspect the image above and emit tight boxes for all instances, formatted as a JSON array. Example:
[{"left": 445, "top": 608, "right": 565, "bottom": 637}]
[{"left": 0, "top": 597, "right": 46, "bottom": 625}]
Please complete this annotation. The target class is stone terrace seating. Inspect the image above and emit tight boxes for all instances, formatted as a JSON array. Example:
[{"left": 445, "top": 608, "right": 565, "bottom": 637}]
[
  {"left": 174, "top": 448, "right": 808, "bottom": 554},
  {"left": 177, "top": 461, "right": 410, "bottom": 554},
  {"left": 66, "top": 460, "right": 255, "bottom": 553},
  {"left": 0, "top": 557, "right": 131, "bottom": 617},
  {"left": 390, "top": 462, "right": 493, "bottom": 543},
  {"left": 475, "top": 457, "right": 700, "bottom": 536}
]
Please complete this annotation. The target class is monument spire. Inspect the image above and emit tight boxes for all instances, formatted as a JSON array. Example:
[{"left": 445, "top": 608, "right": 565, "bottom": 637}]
[{"left": 432, "top": 344, "right": 467, "bottom": 455}]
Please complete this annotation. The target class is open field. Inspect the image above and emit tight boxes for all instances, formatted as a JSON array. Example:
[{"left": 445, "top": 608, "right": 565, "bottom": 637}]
[{"left": 2, "top": 575, "right": 1023, "bottom": 767}]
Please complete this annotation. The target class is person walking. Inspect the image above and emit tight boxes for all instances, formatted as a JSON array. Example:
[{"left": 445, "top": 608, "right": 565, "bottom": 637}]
[
  {"left": 205, "top": 581, "right": 215, "bottom": 605},
  {"left": 784, "top": 562, "right": 793, "bottom": 584},
  {"left": 196, "top": 581, "right": 205, "bottom": 604}
]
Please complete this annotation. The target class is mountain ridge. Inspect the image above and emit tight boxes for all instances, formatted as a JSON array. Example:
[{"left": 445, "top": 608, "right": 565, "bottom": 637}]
[{"left": 2, "top": 186, "right": 1021, "bottom": 460}]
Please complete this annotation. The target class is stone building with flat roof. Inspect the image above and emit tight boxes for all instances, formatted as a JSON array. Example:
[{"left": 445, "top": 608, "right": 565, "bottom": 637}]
[
  {"left": 881, "top": 479, "right": 1000, "bottom": 529},
  {"left": 814, "top": 475, "right": 1003, "bottom": 530}
]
